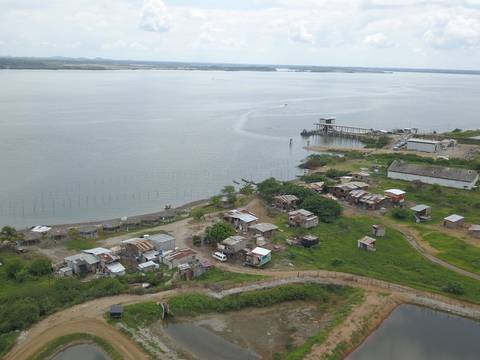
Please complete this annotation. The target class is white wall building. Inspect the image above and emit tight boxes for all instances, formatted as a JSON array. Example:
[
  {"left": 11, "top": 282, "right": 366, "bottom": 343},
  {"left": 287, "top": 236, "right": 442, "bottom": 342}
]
[
  {"left": 406, "top": 138, "right": 440, "bottom": 153},
  {"left": 387, "top": 160, "right": 479, "bottom": 190}
]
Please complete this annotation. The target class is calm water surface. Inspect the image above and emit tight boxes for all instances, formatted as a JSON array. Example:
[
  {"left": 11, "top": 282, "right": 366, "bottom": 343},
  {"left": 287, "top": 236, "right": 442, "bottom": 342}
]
[
  {"left": 348, "top": 304, "right": 480, "bottom": 360},
  {"left": 1, "top": 70, "right": 479, "bottom": 227},
  {"left": 53, "top": 343, "right": 108, "bottom": 360}
]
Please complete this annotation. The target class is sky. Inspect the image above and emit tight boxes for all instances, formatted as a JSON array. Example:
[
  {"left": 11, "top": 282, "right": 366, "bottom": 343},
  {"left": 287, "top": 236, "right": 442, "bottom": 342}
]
[{"left": 1, "top": 0, "right": 480, "bottom": 69}]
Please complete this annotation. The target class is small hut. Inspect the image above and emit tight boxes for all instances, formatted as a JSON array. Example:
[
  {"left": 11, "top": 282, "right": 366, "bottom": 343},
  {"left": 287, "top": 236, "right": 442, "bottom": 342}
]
[
  {"left": 77, "top": 226, "right": 98, "bottom": 239},
  {"left": 301, "top": 235, "right": 319, "bottom": 248},
  {"left": 410, "top": 204, "right": 432, "bottom": 222},
  {"left": 103, "top": 221, "right": 121, "bottom": 232},
  {"left": 357, "top": 236, "right": 376, "bottom": 251},
  {"left": 469, "top": 225, "right": 480, "bottom": 239},
  {"left": 443, "top": 214, "right": 465, "bottom": 229},
  {"left": 110, "top": 305, "right": 124, "bottom": 319},
  {"left": 372, "top": 224, "right": 386, "bottom": 237}
]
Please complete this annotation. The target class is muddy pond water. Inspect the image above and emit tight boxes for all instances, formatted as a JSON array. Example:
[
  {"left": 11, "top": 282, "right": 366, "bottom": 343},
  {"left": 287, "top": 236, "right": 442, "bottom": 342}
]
[
  {"left": 348, "top": 304, "right": 480, "bottom": 360},
  {"left": 52, "top": 343, "right": 108, "bottom": 360},
  {"left": 157, "top": 300, "right": 335, "bottom": 360}
]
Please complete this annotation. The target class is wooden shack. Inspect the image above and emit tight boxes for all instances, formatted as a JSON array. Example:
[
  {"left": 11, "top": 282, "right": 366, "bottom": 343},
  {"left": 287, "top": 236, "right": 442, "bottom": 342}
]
[
  {"left": 443, "top": 214, "right": 465, "bottom": 229},
  {"left": 372, "top": 224, "right": 386, "bottom": 237},
  {"left": 273, "top": 195, "right": 299, "bottom": 212},
  {"left": 301, "top": 235, "right": 319, "bottom": 248},
  {"left": 469, "top": 225, "right": 480, "bottom": 239}
]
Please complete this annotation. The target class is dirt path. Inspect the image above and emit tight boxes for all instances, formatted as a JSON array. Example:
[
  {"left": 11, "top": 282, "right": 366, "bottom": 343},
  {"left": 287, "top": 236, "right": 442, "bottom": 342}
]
[{"left": 7, "top": 271, "right": 480, "bottom": 360}]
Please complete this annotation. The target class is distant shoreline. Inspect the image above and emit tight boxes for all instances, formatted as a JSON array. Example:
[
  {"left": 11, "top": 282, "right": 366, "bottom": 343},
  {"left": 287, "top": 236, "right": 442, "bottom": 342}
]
[{"left": 1, "top": 56, "right": 480, "bottom": 76}]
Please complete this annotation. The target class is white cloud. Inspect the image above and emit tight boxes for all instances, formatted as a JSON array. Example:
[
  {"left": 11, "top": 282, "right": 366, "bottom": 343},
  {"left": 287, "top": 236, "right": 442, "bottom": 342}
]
[
  {"left": 139, "top": 0, "right": 171, "bottom": 33},
  {"left": 423, "top": 12, "right": 480, "bottom": 49},
  {"left": 289, "top": 24, "right": 314, "bottom": 44},
  {"left": 363, "top": 32, "right": 394, "bottom": 48}
]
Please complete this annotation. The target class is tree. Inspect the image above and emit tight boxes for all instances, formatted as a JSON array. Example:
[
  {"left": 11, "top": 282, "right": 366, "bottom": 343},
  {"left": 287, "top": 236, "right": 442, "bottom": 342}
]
[
  {"left": 222, "top": 185, "right": 236, "bottom": 205},
  {"left": 240, "top": 184, "right": 254, "bottom": 196},
  {"left": 28, "top": 258, "right": 52, "bottom": 277},
  {"left": 391, "top": 208, "right": 410, "bottom": 221},
  {"left": 301, "top": 195, "right": 343, "bottom": 223},
  {"left": 204, "top": 222, "right": 236, "bottom": 244},
  {"left": 210, "top": 195, "right": 221, "bottom": 207},
  {"left": 0, "top": 226, "right": 17, "bottom": 242},
  {"left": 191, "top": 208, "right": 206, "bottom": 221},
  {"left": 5, "top": 260, "right": 23, "bottom": 280}
]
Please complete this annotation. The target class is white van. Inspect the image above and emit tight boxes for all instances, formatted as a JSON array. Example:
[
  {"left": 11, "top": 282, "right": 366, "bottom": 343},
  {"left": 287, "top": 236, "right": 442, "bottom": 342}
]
[{"left": 212, "top": 252, "right": 227, "bottom": 262}]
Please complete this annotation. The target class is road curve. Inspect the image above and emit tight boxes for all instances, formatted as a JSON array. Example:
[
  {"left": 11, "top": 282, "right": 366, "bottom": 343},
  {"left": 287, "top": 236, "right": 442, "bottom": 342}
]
[{"left": 7, "top": 269, "right": 480, "bottom": 360}]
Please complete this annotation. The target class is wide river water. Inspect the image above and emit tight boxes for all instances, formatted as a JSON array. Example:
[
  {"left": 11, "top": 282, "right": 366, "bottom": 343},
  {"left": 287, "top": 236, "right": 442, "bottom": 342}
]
[
  {"left": 348, "top": 304, "right": 480, "bottom": 360},
  {"left": 1, "top": 70, "right": 479, "bottom": 227}
]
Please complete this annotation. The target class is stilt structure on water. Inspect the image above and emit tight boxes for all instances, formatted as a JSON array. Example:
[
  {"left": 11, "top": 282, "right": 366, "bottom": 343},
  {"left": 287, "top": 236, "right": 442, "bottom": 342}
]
[{"left": 301, "top": 117, "right": 381, "bottom": 139}]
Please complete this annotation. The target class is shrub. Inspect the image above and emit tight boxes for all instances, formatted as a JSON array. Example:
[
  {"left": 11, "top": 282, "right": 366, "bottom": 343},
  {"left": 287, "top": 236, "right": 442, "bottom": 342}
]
[
  {"left": 391, "top": 208, "right": 410, "bottom": 221},
  {"left": 442, "top": 282, "right": 465, "bottom": 295},
  {"left": 331, "top": 258, "right": 344, "bottom": 267},
  {"left": 301, "top": 195, "right": 343, "bottom": 223},
  {"left": 204, "top": 222, "right": 236, "bottom": 244},
  {"left": 191, "top": 208, "right": 206, "bottom": 220},
  {"left": 28, "top": 259, "right": 52, "bottom": 277}
]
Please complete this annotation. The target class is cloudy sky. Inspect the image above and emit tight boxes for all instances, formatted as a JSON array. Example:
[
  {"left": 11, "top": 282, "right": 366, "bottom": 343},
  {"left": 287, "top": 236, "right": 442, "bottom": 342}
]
[{"left": 1, "top": 0, "right": 480, "bottom": 69}]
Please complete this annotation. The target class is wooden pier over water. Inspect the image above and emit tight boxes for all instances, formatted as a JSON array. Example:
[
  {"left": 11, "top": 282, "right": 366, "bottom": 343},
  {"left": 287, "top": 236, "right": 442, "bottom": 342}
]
[{"left": 301, "top": 118, "right": 379, "bottom": 139}]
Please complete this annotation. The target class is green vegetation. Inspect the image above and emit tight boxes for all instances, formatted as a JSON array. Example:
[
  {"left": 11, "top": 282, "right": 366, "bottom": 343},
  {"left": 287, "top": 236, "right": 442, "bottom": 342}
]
[
  {"left": 362, "top": 135, "right": 390, "bottom": 149},
  {"left": 442, "top": 129, "right": 480, "bottom": 139},
  {"left": 0, "top": 226, "right": 19, "bottom": 244},
  {"left": 390, "top": 208, "right": 410, "bottom": 221},
  {"left": 191, "top": 267, "right": 265, "bottom": 287},
  {"left": 203, "top": 222, "right": 236, "bottom": 244},
  {"left": 300, "top": 172, "right": 328, "bottom": 184},
  {"left": 191, "top": 207, "right": 206, "bottom": 220},
  {"left": 168, "top": 283, "right": 359, "bottom": 317},
  {"left": 276, "top": 216, "right": 480, "bottom": 303},
  {"left": 221, "top": 185, "right": 237, "bottom": 205},
  {"left": 257, "top": 178, "right": 343, "bottom": 222},
  {"left": 120, "top": 302, "right": 164, "bottom": 329},
  {"left": 417, "top": 230, "right": 480, "bottom": 275},
  {"left": 29, "top": 333, "right": 123, "bottom": 360},
  {"left": 283, "top": 288, "right": 363, "bottom": 360}
]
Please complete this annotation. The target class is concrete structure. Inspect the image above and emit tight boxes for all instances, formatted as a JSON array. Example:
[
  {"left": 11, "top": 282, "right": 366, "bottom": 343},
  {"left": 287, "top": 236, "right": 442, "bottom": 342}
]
[
  {"left": 387, "top": 160, "right": 479, "bottom": 190},
  {"left": 220, "top": 236, "right": 247, "bottom": 254},
  {"left": 64, "top": 253, "right": 99, "bottom": 275},
  {"left": 146, "top": 233, "right": 176, "bottom": 253},
  {"left": 384, "top": 189, "right": 406, "bottom": 204},
  {"left": 410, "top": 204, "right": 432, "bottom": 222},
  {"left": 443, "top": 214, "right": 465, "bottom": 229},
  {"left": 224, "top": 209, "right": 258, "bottom": 232},
  {"left": 372, "top": 225, "right": 386, "bottom": 237},
  {"left": 407, "top": 138, "right": 440, "bottom": 153},
  {"left": 301, "top": 235, "right": 319, "bottom": 248},
  {"left": 469, "top": 225, "right": 480, "bottom": 239},
  {"left": 273, "top": 195, "right": 299, "bottom": 211},
  {"left": 288, "top": 209, "right": 319, "bottom": 229},
  {"left": 358, "top": 236, "right": 376, "bottom": 251},
  {"left": 245, "top": 247, "right": 271, "bottom": 267},
  {"left": 77, "top": 226, "right": 98, "bottom": 239},
  {"left": 163, "top": 248, "right": 196, "bottom": 269},
  {"left": 249, "top": 223, "right": 279, "bottom": 240}
]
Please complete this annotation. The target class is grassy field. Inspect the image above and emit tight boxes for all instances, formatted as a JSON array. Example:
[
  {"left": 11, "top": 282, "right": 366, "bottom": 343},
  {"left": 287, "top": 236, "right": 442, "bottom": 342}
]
[
  {"left": 28, "top": 333, "right": 123, "bottom": 360},
  {"left": 190, "top": 267, "right": 266, "bottom": 287},
  {"left": 414, "top": 228, "right": 480, "bottom": 275},
  {"left": 275, "top": 215, "right": 480, "bottom": 303}
]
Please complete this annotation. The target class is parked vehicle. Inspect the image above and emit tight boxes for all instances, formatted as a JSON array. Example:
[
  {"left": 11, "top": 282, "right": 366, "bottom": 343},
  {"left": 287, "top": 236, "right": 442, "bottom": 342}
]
[{"left": 212, "top": 252, "right": 227, "bottom": 262}]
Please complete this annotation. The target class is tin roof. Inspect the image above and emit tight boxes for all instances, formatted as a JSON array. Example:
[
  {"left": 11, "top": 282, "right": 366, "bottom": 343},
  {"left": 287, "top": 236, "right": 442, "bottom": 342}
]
[
  {"left": 83, "top": 247, "right": 112, "bottom": 256},
  {"left": 410, "top": 204, "right": 431, "bottom": 212},
  {"left": 106, "top": 262, "right": 125, "bottom": 274},
  {"left": 222, "top": 236, "right": 246, "bottom": 246},
  {"left": 252, "top": 247, "right": 271, "bottom": 256},
  {"left": 407, "top": 138, "right": 440, "bottom": 145},
  {"left": 385, "top": 189, "right": 406, "bottom": 196},
  {"left": 469, "top": 225, "right": 480, "bottom": 232},
  {"left": 274, "top": 195, "right": 299, "bottom": 203},
  {"left": 444, "top": 214, "right": 464, "bottom": 222},
  {"left": 249, "top": 223, "right": 279, "bottom": 233}
]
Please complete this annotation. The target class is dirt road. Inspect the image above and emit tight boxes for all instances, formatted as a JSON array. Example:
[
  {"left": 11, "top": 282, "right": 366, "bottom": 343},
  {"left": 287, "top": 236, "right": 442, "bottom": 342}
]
[{"left": 7, "top": 270, "right": 480, "bottom": 360}]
